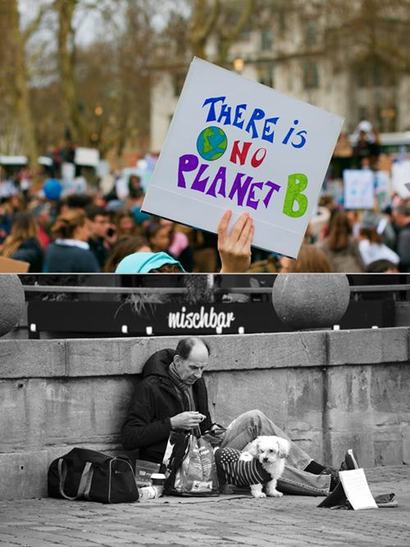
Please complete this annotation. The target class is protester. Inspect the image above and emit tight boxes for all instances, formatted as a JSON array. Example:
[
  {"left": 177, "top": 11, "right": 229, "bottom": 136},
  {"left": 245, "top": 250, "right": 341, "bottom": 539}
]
[
  {"left": 60, "top": 193, "right": 93, "bottom": 214},
  {"left": 144, "top": 222, "right": 171, "bottom": 253},
  {"left": 43, "top": 210, "right": 99, "bottom": 272},
  {"left": 331, "top": 131, "right": 353, "bottom": 178},
  {"left": 279, "top": 244, "right": 332, "bottom": 273},
  {"left": 377, "top": 206, "right": 397, "bottom": 250},
  {"left": 30, "top": 203, "right": 52, "bottom": 249},
  {"left": 103, "top": 236, "right": 150, "bottom": 272},
  {"left": 365, "top": 259, "right": 400, "bottom": 273},
  {"left": 122, "top": 337, "right": 337, "bottom": 496},
  {"left": 308, "top": 206, "right": 331, "bottom": 243},
  {"left": 116, "top": 211, "right": 254, "bottom": 273},
  {"left": 192, "top": 229, "right": 218, "bottom": 272},
  {"left": 315, "top": 194, "right": 338, "bottom": 241},
  {"left": 352, "top": 120, "right": 380, "bottom": 168},
  {"left": 0, "top": 211, "right": 43, "bottom": 272},
  {"left": 0, "top": 198, "right": 13, "bottom": 243},
  {"left": 393, "top": 203, "right": 410, "bottom": 272},
  {"left": 159, "top": 219, "right": 194, "bottom": 272},
  {"left": 116, "top": 251, "right": 184, "bottom": 273},
  {"left": 86, "top": 205, "right": 112, "bottom": 268},
  {"left": 127, "top": 175, "right": 143, "bottom": 203},
  {"left": 357, "top": 226, "right": 399, "bottom": 268},
  {"left": 318, "top": 211, "right": 364, "bottom": 272},
  {"left": 247, "top": 254, "right": 278, "bottom": 273},
  {"left": 115, "top": 210, "right": 139, "bottom": 239}
]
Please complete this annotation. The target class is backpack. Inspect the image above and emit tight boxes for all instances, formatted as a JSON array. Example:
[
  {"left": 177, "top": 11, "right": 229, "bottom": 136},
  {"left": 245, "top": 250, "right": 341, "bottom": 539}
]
[{"left": 48, "top": 447, "right": 139, "bottom": 503}]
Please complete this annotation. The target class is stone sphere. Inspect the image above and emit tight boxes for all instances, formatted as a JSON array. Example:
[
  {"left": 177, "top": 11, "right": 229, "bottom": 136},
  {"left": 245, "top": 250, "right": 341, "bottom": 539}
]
[
  {"left": 0, "top": 275, "right": 25, "bottom": 337},
  {"left": 272, "top": 274, "right": 350, "bottom": 330}
]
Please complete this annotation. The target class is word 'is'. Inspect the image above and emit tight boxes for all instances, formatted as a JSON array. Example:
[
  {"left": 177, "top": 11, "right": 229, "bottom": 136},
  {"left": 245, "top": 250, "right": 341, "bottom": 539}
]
[
  {"left": 178, "top": 154, "right": 309, "bottom": 218},
  {"left": 203, "top": 96, "right": 307, "bottom": 149}
]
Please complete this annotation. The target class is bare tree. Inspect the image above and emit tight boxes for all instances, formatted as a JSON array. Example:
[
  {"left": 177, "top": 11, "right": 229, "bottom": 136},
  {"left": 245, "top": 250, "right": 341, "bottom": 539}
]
[
  {"left": 215, "top": 0, "right": 254, "bottom": 66},
  {"left": 188, "top": 0, "right": 221, "bottom": 59},
  {"left": 0, "top": 0, "right": 39, "bottom": 166},
  {"left": 54, "top": 0, "right": 82, "bottom": 142}
]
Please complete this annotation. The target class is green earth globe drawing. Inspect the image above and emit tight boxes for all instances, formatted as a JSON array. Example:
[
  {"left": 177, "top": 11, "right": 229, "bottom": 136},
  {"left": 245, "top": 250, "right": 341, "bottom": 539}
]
[{"left": 196, "top": 126, "right": 228, "bottom": 161}]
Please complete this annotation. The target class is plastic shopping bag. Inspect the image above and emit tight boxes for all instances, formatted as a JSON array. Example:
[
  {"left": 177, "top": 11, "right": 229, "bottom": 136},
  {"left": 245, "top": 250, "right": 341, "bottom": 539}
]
[{"left": 162, "top": 430, "right": 219, "bottom": 496}]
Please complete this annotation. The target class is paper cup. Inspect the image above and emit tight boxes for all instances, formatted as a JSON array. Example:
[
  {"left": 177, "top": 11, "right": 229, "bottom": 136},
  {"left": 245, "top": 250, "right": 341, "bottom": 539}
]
[{"left": 151, "top": 473, "right": 166, "bottom": 496}]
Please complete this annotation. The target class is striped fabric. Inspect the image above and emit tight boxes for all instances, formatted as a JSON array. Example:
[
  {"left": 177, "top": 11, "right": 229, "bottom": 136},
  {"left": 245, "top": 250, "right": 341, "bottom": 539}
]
[{"left": 215, "top": 447, "right": 272, "bottom": 487}]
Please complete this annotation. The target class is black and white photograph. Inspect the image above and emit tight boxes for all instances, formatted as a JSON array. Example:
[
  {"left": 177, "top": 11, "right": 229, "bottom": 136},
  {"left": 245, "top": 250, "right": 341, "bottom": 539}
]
[
  {"left": 1, "top": 0, "right": 410, "bottom": 545},
  {"left": 1, "top": 273, "right": 410, "bottom": 545}
]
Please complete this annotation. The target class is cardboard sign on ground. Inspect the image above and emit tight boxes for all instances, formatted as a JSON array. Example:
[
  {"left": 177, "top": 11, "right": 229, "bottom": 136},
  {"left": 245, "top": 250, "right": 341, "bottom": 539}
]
[
  {"left": 0, "top": 256, "right": 30, "bottom": 273},
  {"left": 339, "top": 469, "right": 378, "bottom": 510},
  {"left": 142, "top": 58, "right": 343, "bottom": 257}
]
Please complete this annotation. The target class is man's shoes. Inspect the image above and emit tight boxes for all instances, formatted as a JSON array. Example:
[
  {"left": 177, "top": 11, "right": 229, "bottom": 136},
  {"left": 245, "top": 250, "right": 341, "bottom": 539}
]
[
  {"left": 320, "top": 466, "right": 339, "bottom": 491},
  {"left": 317, "top": 479, "right": 347, "bottom": 508},
  {"left": 375, "top": 493, "right": 398, "bottom": 508},
  {"left": 340, "top": 449, "right": 360, "bottom": 471},
  {"left": 319, "top": 449, "right": 361, "bottom": 508}
]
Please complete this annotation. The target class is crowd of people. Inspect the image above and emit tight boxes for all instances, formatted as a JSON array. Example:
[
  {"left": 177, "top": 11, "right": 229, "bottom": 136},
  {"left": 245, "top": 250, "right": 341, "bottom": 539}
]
[
  {"left": 0, "top": 173, "right": 409, "bottom": 274},
  {"left": 0, "top": 170, "right": 255, "bottom": 273},
  {"left": 0, "top": 124, "right": 409, "bottom": 274}
]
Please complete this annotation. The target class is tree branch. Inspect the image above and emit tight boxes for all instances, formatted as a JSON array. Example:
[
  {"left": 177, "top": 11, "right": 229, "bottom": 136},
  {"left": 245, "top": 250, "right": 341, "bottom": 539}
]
[{"left": 22, "top": 3, "right": 50, "bottom": 43}]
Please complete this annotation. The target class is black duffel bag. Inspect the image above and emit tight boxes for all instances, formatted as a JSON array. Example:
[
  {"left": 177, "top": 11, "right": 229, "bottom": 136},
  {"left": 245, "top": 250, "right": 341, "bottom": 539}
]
[{"left": 48, "top": 447, "right": 139, "bottom": 503}]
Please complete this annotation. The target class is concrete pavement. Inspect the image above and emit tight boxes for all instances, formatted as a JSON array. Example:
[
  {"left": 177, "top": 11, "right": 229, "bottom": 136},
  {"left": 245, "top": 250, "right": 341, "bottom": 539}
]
[{"left": 0, "top": 465, "right": 409, "bottom": 547}]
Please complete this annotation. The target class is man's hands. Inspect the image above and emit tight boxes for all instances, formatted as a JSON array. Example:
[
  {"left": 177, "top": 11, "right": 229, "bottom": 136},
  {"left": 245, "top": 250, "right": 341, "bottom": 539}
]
[
  {"left": 170, "top": 411, "right": 206, "bottom": 430},
  {"left": 218, "top": 210, "right": 254, "bottom": 273}
]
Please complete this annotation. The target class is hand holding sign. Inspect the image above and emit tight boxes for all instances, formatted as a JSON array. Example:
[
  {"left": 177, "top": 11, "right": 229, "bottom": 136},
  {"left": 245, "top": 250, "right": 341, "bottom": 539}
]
[{"left": 218, "top": 210, "right": 254, "bottom": 273}]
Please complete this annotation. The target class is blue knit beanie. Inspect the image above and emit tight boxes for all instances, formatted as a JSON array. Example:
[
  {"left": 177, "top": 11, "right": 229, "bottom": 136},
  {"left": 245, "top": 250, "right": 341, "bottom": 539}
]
[{"left": 115, "top": 251, "right": 184, "bottom": 273}]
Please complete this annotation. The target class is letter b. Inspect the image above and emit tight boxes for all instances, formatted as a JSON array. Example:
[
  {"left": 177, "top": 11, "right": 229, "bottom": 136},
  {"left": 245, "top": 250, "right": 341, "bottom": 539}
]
[{"left": 283, "top": 173, "right": 308, "bottom": 218}]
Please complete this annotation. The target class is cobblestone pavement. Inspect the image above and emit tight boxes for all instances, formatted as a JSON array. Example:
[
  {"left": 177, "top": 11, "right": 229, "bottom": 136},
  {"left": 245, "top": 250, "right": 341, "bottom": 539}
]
[{"left": 0, "top": 466, "right": 409, "bottom": 547}]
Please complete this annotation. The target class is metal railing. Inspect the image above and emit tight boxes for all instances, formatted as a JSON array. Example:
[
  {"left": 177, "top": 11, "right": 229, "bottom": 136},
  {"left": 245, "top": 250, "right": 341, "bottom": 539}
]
[
  {"left": 22, "top": 285, "right": 188, "bottom": 294},
  {"left": 22, "top": 284, "right": 410, "bottom": 295}
]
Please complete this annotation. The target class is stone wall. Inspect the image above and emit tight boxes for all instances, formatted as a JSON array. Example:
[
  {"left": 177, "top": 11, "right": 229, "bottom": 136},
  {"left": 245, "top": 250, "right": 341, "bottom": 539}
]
[{"left": 1, "top": 329, "right": 409, "bottom": 500}]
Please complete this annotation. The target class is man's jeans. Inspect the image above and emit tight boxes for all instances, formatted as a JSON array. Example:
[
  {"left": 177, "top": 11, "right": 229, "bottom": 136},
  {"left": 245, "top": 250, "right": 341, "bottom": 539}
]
[{"left": 220, "top": 410, "right": 330, "bottom": 496}]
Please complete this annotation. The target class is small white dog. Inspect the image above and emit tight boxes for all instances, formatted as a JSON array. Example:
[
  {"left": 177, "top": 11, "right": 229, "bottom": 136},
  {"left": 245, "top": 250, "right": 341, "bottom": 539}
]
[{"left": 240, "top": 435, "right": 290, "bottom": 498}]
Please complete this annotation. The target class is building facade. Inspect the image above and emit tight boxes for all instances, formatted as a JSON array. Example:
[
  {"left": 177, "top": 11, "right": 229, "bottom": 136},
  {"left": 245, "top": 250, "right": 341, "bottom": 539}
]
[{"left": 150, "top": 10, "right": 410, "bottom": 151}]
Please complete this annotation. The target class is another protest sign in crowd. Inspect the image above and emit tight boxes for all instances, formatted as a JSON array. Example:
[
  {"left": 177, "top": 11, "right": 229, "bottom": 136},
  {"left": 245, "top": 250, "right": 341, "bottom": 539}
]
[{"left": 0, "top": 121, "right": 409, "bottom": 274}]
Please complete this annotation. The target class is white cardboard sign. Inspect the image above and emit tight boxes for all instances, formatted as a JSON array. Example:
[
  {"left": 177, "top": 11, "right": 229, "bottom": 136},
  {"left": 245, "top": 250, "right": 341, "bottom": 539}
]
[
  {"left": 343, "top": 169, "right": 375, "bottom": 209},
  {"left": 392, "top": 160, "right": 410, "bottom": 198},
  {"left": 75, "top": 147, "right": 100, "bottom": 167},
  {"left": 142, "top": 58, "right": 343, "bottom": 257},
  {"left": 339, "top": 469, "right": 378, "bottom": 511}
]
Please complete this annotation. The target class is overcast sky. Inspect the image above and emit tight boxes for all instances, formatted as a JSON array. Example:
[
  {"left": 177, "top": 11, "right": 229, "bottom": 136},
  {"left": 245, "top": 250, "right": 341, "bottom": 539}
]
[
  {"left": 19, "top": 0, "right": 107, "bottom": 46},
  {"left": 18, "top": 0, "right": 189, "bottom": 45}
]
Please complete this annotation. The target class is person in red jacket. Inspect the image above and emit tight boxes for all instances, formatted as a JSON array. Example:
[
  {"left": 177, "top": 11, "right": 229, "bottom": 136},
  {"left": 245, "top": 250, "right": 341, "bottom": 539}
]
[{"left": 122, "top": 337, "right": 338, "bottom": 496}]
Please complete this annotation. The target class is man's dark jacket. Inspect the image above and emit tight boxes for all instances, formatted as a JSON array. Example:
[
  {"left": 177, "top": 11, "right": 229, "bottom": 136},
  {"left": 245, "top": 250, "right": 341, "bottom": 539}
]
[{"left": 121, "top": 349, "right": 213, "bottom": 463}]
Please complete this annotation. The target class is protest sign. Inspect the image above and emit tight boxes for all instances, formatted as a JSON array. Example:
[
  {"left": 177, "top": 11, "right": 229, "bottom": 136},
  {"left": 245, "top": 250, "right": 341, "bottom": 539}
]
[
  {"left": 142, "top": 58, "right": 343, "bottom": 257},
  {"left": 392, "top": 160, "right": 410, "bottom": 198},
  {"left": 343, "top": 169, "right": 374, "bottom": 209},
  {"left": 62, "top": 162, "right": 75, "bottom": 183},
  {"left": 75, "top": 147, "right": 99, "bottom": 167},
  {"left": 326, "top": 179, "right": 344, "bottom": 206},
  {"left": 374, "top": 171, "right": 390, "bottom": 210}
]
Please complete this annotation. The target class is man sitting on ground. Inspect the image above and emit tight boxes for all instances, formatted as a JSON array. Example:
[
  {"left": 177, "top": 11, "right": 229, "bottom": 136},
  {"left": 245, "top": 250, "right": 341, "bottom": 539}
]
[{"left": 122, "top": 337, "right": 338, "bottom": 496}]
